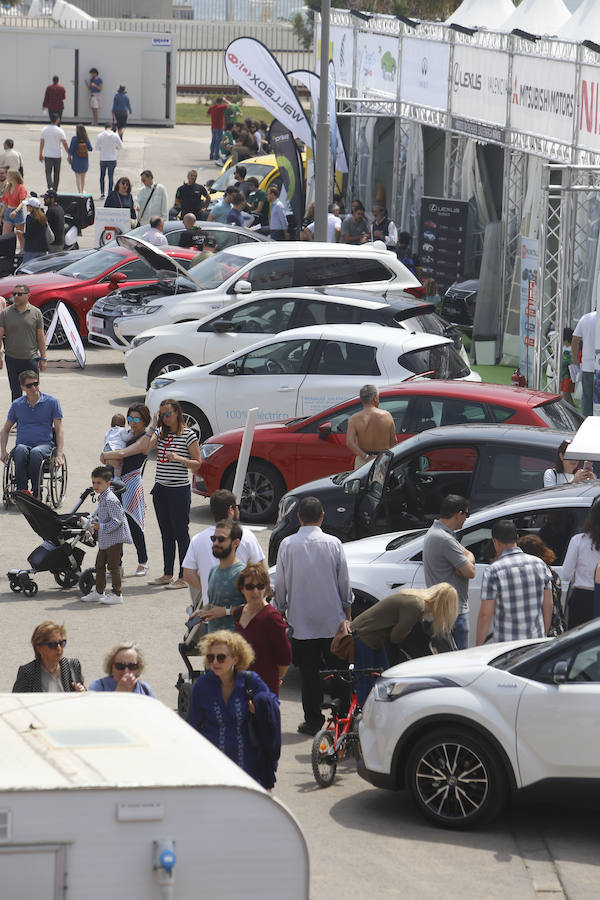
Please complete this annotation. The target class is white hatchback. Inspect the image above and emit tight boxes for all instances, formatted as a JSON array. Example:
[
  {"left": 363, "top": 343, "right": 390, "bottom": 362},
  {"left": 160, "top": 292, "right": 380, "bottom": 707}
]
[{"left": 145, "top": 323, "right": 479, "bottom": 442}]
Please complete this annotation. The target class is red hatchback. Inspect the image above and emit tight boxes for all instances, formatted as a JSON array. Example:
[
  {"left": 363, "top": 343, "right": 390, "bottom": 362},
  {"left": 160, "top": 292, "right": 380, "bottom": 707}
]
[
  {"left": 193, "top": 381, "right": 583, "bottom": 522},
  {"left": 0, "top": 245, "right": 196, "bottom": 348}
]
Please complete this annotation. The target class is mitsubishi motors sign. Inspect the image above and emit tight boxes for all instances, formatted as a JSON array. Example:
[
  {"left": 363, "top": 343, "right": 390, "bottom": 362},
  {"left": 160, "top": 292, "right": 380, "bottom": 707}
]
[
  {"left": 451, "top": 46, "right": 508, "bottom": 127},
  {"left": 511, "top": 56, "right": 576, "bottom": 145}
]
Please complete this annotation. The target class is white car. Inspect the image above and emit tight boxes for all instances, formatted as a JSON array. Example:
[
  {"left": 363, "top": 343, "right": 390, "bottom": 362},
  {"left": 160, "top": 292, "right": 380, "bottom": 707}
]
[
  {"left": 145, "top": 323, "right": 480, "bottom": 441},
  {"left": 344, "top": 480, "right": 599, "bottom": 639},
  {"left": 124, "top": 288, "right": 463, "bottom": 390},
  {"left": 89, "top": 237, "right": 424, "bottom": 351},
  {"left": 358, "top": 619, "right": 600, "bottom": 827}
]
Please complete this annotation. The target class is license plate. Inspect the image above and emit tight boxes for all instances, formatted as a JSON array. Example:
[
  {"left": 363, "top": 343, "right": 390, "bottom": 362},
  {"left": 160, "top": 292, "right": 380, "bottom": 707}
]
[{"left": 89, "top": 315, "right": 103, "bottom": 332}]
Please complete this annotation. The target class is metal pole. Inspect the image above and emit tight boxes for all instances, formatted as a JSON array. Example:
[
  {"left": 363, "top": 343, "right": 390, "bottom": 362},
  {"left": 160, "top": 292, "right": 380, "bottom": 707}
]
[
  {"left": 314, "top": 1, "right": 331, "bottom": 242},
  {"left": 232, "top": 407, "right": 259, "bottom": 502}
]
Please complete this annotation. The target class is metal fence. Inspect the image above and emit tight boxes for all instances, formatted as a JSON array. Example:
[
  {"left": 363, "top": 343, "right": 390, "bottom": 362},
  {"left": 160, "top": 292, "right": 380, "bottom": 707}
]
[{"left": 7, "top": 0, "right": 301, "bottom": 19}]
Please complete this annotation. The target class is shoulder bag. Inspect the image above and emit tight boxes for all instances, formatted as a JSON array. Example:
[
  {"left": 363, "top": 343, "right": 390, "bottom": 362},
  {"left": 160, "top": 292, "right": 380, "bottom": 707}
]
[
  {"left": 244, "top": 671, "right": 261, "bottom": 748},
  {"left": 136, "top": 184, "right": 156, "bottom": 227}
]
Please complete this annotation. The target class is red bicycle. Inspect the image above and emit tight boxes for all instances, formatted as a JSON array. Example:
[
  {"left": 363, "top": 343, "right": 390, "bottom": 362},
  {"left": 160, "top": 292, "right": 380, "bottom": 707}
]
[{"left": 312, "top": 667, "right": 383, "bottom": 788}]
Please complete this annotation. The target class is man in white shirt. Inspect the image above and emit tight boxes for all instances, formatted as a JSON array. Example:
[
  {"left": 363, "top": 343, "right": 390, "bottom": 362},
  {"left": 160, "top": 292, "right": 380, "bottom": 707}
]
[
  {"left": 94, "top": 124, "right": 123, "bottom": 199},
  {"left": 136, "top": 169, "right": 169, "bottom": 226},
  {"left": 145, "top": 216, "right": 168, "bottom": 248},
  {"left": 39, "top": 115, "right": 69, "bottom": 192},
  {"left": 572, "top": 310, "right": 597, "bottom": 417},
  {"left": 301, "top": 203, "right": 341, "bottom": 243},
  {"left": 371, "top": 202, "right": 398, "bottom": 249},
  {"left": 182, "top": 489, "right": 264, "bottom": 604},
  {"left": 0, "top": 139, "right": 23, "bottom": 172}
]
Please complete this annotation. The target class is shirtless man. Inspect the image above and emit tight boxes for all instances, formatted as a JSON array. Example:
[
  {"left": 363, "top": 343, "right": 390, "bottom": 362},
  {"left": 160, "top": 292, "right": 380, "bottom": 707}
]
[{"left": 346, "top": 384, "right": 397, "bottom": 469}]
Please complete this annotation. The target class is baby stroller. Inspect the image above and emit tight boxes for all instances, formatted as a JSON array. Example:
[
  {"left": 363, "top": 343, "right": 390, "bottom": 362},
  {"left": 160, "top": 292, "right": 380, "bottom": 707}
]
[
  {"left": 175, "top": 594, "right": 206, "bottom": 719},
  {"left": 7, "top": 483, "right": 122, "bottom": 597}
]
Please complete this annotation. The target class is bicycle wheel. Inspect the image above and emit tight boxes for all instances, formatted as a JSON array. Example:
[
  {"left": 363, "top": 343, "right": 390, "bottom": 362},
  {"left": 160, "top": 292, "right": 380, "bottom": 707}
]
[{"left": 311, "top": 729, "right": 337, "bottom": 787}]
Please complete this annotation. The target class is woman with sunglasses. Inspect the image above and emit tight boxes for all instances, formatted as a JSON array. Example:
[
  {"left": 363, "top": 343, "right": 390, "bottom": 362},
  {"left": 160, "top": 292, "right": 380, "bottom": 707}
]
[
  {"left": 104, "top": 175, "right": 136, "bottom": 223},
  {"left": 141, "top": 399, "right": 201, "bottom": 589},
  {"left": 12, "top": 620, "right": 85, "bottom": 692},
  {"left": 89, "top": 642, "right": 153, "bottom": 695},
  {"left": 233, "top": 563, "right": 291, "bottom": 696},
  {"left": 101, "top": 403, "right": 152, "bottom": 576},
  {"left": 188, "top": 630, "right": 280, "bottom": 790}
]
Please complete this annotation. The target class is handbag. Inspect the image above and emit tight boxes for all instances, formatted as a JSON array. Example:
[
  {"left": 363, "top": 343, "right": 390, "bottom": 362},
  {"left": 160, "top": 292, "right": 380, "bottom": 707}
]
[
  {"left": 330, "top": 619, "right": 355, "bottom": 662},
  {"left": 45, "top": 224, "right": 55, "bottom": 244},
  {"left": 244, "top": 671, "right": 261, "bottom": 749}
]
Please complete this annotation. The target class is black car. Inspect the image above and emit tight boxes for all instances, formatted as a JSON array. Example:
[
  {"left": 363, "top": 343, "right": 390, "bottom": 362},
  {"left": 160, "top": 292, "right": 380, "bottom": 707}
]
[
  {"left": 268, "top": 424, "right": 572, "bottom": 564},
  {"left": 439, "top": 278, "right": 478, "bottom": 337}
]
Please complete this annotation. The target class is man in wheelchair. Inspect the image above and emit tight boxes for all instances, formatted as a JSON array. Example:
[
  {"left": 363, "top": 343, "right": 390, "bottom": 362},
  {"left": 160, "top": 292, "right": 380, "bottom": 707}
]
[{"left": 0, "top": 369, "right": 64, "bottom": 498}]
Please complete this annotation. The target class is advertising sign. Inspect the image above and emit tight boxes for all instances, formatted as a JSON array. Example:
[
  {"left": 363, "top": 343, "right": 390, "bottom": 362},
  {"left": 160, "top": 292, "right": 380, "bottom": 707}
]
[
  {"left": 268, "top": 120, "right": 305, "bottom": 231},
  {"left": 400, "top": 38, "right": 450, "bottom": 111},
  {"left": 451, "top": 46, "right": 509, "bottom": 127},
  {"left": 289, "top": 69, "right": 348, "bottom": 172},
  {"left": 356, "top": 31, "right": 399, "bottom": 97},
  {"left": 329, "top": 26, "right": 353, "bottom": 87},
  {"left": 45, "top": 302, "right": 86, "bottom": 368},
  {"left": 225, "top": 38, "right": 313, "bottom": 147},
  {"left": 511, "top": 56, "right": 576, "bottom": 144},
  {"left": 419, "top": 197, "right": 469, "bottom": 296},
  {"left": 94, "top": 208, "right": 132, "bottom": 248},
  {"left": 519, "top": 237, "right": 539, "bottom": 387},
  {"left": 577, "top": 65, "right": 600, "bottom": 154}
]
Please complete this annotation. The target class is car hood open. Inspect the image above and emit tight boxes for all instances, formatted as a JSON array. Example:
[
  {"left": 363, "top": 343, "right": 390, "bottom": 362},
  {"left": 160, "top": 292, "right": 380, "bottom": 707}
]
[{"left": 117, "top": 235, "right": 204, "bottom": 288}]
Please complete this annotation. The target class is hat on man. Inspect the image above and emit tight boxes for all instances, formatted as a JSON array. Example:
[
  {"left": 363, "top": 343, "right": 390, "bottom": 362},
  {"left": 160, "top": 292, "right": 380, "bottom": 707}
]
[
  {"left": 25, "top": 197, "right": 41, "bottom": 208},
  {"left": 43, "top": 189, "right": 57, "bottom": 200}
]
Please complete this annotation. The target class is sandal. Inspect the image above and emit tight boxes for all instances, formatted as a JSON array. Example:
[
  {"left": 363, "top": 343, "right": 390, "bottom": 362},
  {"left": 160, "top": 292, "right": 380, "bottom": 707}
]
[
  {"left": 150, "top": 574, "right": 173, "bottom": 585},
  {"left": 135, "top": 563, "right": 149, "bottom": 576}
]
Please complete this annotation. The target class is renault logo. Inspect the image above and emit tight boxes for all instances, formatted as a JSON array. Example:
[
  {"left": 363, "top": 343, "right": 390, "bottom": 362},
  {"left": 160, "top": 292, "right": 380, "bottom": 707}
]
[{"left": 421, "top": 57, "right": 428, "bottom": 76}]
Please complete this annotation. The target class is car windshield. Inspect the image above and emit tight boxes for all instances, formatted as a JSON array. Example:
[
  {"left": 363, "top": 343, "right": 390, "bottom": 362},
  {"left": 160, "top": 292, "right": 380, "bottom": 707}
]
[
  {"left": 398, "top": 344, "right": 470, "bottom": 379},
  {"left": 397, "top": 312, "right": 447, "bottom": 336},
  {"left": 210, "top": 163, "right": 272, "bottom": 192},
  {"left": 182, "top": 251, "right": 247, "bottom": 291},
  {"left": 385, "top": 529, "right": 428, "bottom": 551},
  {"left": 60, "top": 247, "right": 131, "bottom": 279},
  {"left": 533, "top": 399, "right": 584, "bottom": 431}
]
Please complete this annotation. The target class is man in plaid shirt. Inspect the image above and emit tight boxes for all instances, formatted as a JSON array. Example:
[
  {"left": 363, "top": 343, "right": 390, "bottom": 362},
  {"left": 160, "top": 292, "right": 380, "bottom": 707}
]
[
  {"left": 476, "top": 519, "right": 552, "bottom": 645},
  {"left": 81, "top": 466, "right": 132, "bottom": 606}
]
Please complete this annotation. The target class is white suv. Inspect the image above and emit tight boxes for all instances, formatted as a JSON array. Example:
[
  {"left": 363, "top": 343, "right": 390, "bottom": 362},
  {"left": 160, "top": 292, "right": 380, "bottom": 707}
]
[{"left": 89, "top": 237, "right": 424, "bottom": 350}]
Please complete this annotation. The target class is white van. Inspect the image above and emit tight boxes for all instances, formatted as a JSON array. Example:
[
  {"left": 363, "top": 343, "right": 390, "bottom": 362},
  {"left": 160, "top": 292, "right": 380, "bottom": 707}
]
[{"left": 0, "top": 693, "right": 308, "bottom": 899}]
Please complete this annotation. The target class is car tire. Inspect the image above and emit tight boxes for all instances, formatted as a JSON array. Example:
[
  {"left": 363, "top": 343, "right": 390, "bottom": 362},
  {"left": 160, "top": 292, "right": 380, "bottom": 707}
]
[
  {"left": 41, "top": 300, "right": 70, "bottom": 349},
  {"left": 180, "top": 403, "right": 212, "bottom": 444},
  {"left": 406, "top": 726, "right": 508, "bottom": 829},
  {"left": 148, "top": 354, "right": 193, "bottom": 389},
  {"left": 224, "top": 460, "right": 285, "bottom": 524}
]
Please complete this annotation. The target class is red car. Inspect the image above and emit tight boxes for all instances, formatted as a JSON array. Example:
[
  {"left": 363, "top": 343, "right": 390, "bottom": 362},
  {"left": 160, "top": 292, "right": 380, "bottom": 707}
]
[
  {"left": 0, "top": 244, "right": 197, "bottom": 348},
  {"left": 193, "top": 381, "right": 583, "bottom": 523}
]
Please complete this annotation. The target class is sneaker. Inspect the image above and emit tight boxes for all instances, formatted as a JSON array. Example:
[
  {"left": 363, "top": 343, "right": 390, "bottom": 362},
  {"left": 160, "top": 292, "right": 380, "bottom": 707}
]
[
  {"left": 99, "top": 193, "right": 105, "bottom": 199},
  {"left": 150, "top": 574, "right": 173, "bottom": 586},
  {"left": 166, "top": 578, "right": 187, "bottom": 590},
  {"left": 100, "top": 592, "right": 124, "bottom": 605},
  {"left": 81, "top": 589, "right": 104, "bottom": 603},
  {"left": 135, "top": 563, "right": 149, "bottom": 576},
  {"left": 297, "top": 721, "right": 323, "bottom": 737}
]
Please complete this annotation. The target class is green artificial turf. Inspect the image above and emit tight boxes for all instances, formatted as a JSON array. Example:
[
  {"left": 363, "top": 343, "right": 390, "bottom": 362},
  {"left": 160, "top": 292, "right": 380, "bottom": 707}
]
[
  {"left": 471, "top": 365, "right": 515, "bottom": 386},
  {"left": 176, "top": 102, "right": 274, "bottom": 126}
]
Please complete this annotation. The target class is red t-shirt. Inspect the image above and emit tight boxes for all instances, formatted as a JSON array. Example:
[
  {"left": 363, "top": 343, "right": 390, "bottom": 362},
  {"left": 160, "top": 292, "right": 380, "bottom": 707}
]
[
  {"left": 208, "top": 103, "right": 228, "bottom": 130},
  {"left": 43, "top": 83, "right": 66, "bottom": 111},
  {"left": 2, "top": 184, "right": 27, "bottom": 207},
  {"left": 234, "top": 603, "right": 291, "bottom": 696}
]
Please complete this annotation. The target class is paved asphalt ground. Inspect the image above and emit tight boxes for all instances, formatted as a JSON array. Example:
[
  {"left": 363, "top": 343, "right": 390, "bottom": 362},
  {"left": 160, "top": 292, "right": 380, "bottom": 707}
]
[{"left": 0, "top": 121, "right": 599, "bottom": 899}]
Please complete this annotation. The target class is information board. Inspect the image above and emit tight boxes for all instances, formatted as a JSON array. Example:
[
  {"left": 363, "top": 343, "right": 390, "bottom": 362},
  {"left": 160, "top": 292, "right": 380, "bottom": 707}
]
[{"left": 419, "top": 197, "right": 469, "bottom": 296}]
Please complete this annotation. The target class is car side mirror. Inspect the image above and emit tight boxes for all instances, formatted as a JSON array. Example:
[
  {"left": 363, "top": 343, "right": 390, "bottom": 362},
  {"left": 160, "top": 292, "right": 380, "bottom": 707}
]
[
  {"left": 344, "top": 478, "right": 361, "bottom": 495},
  {"left": 318, "top": 422, "right": 332, "bottom": 441},
  {"left": 206, "top": 179, "right": 214, "bottom": 188},
  {"left": 225, "top": 362, "right": 238, "bottom": 376},
  {"left": 110, "top": 271, "right": 127, "bottom": 285},
  {"left": 212, "top": 319, "right": 237, "bottom": 334},
  {"left": 234, "top": 280, "right": 252, "bottom": 294},
  {"left": 553, "top": 660, "right": 568, "bottom": 684}
]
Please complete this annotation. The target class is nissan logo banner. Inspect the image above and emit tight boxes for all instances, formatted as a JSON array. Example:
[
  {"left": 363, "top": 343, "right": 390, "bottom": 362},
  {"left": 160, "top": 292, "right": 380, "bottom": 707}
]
[{"left": 225, "top": 37, "right": 313, "bottom": 148}]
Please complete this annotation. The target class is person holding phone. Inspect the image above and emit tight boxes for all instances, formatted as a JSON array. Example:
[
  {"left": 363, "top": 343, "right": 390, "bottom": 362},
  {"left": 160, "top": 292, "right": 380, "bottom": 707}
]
[
  {"left": 140, "top": 399, "right": 201, "bottom": 589},
  {"left": 543, "top": 439, "right": 595, "bottom": 487}
]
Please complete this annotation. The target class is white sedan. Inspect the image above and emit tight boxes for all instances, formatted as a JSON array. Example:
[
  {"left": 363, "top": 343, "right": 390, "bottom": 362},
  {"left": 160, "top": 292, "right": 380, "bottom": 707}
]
[
  {"left": 358, "top": 620, "right": 600, "bottom": 827},
  {"left": 145, "top": 323, "right": 480, "bottom": 442}
]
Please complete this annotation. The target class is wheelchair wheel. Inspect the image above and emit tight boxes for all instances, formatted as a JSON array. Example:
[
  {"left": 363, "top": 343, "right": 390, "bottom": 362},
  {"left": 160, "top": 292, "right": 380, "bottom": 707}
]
[
  {"left": 54, "top": 570, "right": 79, "bottom": 589},
  {"left": 50, "top": 455, "right": 68, "bottom": 509},
  {"left": 79, "top": 568, "right": 96, "bottom": 595},
  {"left": 3, "top": 452, "right": 16, "bottom": 509}
]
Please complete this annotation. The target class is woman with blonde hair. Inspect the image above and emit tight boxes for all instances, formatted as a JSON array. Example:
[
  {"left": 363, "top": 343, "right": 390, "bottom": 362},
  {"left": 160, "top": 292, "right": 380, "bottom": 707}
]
[
  {"left": 187, "top": 630, "right": 280, "bottom": 789},
  {"left": 2, "top": 168, "right": 27, "bottom": 250},
  {"left": 22, "top": 197, "right": 49, "bottom": 264},
  {"left": 89, "top": 642, "right": 154, "bottom": 695},
  {"left": 12, "top": 620, "right": 85, "bottom": 692}
]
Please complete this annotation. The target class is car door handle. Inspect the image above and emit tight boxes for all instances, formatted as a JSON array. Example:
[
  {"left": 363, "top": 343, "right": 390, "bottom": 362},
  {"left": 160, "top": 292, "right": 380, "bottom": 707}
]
[{"left": 278, "top": 387, "right": 295, "bottom": 392}]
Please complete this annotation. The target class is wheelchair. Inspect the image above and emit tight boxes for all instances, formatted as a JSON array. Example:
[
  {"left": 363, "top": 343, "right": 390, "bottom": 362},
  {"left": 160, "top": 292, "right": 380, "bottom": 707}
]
[{"left": 3, "top": 444, "right": 68, "bottom": 510}]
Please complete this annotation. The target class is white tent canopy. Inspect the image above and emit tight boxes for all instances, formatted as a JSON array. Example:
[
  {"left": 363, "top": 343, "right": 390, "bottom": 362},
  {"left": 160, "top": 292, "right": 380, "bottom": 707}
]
[
  {"left": 559, "top": 0, "right": 600, "bottom": 40},
  {"left": 564, "top": 417, "right": 600, "bottom": 461},
  {"left": 446, "top": 0, "right": 515, "bottom": 29},
  {"left": 499, "top": 0, "right": 571, "bottom": 35}
]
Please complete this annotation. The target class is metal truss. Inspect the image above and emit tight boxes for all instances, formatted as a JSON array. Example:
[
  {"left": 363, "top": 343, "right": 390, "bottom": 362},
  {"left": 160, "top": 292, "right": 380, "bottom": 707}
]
[
  {"left": 444, "top": 133, "right": 466, "bottom": 199},
  {"left": 501, "top": 149, "right": 526, "bottom": 339}
]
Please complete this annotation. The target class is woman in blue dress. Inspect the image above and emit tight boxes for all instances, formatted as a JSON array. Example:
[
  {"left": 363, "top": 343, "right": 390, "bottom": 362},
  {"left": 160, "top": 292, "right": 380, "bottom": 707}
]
[
  {"left": 188, "top": 631, "right": 281, "bottom": 790},
  {"left": 89, "top": 642, "right": 154, "bottom": 696},
  {"left": 67, "top": 124, "right": 93, "bottom": 193}
]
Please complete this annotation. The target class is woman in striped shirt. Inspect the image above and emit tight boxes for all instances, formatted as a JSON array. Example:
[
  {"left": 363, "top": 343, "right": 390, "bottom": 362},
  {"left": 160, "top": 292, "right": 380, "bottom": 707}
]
[{"left": 143, "top": 399, "right": 202, "bottom": 589}]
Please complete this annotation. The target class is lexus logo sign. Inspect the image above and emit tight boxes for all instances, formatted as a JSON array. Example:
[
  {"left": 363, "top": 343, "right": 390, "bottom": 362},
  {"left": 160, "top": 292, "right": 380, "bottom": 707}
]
[{"left": 421, "top": 57, "right": 428, "bottom": 76}]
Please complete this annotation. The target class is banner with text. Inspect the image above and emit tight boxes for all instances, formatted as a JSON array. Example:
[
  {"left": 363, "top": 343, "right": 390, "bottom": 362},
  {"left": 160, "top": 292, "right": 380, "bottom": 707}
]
[
  {"left": 578, "top": 64, "right": 600, "bottom": 155},
  {"left": 400, "top": 38, "right": 450, "bottom": 111},
  {"left": 45, "top": 302, "right": 86, "bottom": 368},
  {"left": 519, "top": 237, "right": 539, "bottom": 387},
  {"left": 511, "top": 56, "right": 576, "bottom": 145},
  {"left": 451, "top": 46, "right": 509, "bottom": 127},
  {"left": 356, "top": 31, "right": 399, "bottom": 97},
  {"left": 269, "top": 119, "right": 305, "bottom": 231},
  {"left": 289, "top": 68, "right": 348, "bottom": 173},
  {"left": 225, "top": 38, "right": 313, "bottom": 148}
]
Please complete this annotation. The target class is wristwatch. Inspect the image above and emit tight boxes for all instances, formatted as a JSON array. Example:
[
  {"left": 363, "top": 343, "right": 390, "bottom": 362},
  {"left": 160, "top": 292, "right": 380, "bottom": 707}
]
[{"left": 225, "top": 606, "right": 231, "bottom": 616}]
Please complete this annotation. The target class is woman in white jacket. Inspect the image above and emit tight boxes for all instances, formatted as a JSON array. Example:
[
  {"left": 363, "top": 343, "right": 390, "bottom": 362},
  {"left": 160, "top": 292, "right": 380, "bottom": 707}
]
[{"left": 562, "top": 502, "right": 600, "bottom": 628}]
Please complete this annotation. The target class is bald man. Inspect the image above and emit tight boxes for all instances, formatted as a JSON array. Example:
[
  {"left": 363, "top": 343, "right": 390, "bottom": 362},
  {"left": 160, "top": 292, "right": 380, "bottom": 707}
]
[{"left": 346, "top": 384, "right": 397, "bottom": 469}]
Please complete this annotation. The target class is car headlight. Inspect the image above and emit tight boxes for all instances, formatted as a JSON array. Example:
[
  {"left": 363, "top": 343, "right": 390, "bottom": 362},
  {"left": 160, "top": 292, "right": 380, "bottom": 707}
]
[
  {"left": 200, "top": 443, "right": 223, "bottom": 460},
  {"left": 277, "top": 495, "right": 298, "bottom": 523},
  {"left": 373, "top": 676, "right": 456, "bottom": 701},
  {"left": 151, "top": 377, "right": 175, "bottom": 390},
  {"left": 131, "top": 335, "right": 155, "bottom": 349},
  {"left": 117, "top": 306, "right": 148, "bottom": 316}
]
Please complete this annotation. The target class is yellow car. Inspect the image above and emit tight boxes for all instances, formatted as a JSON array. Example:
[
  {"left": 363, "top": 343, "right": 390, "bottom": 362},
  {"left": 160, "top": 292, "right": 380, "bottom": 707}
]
[{"left": 207, "top": 153, "right": 291, "bottom": 204}]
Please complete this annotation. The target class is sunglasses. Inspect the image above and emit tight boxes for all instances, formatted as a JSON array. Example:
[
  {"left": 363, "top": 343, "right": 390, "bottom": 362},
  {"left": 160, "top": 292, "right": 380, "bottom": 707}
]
[
  {"left": 161, "top": 410, "right": 175, "bottom": 418},
  {"left": 210, "top": 535, "right": 229, "bottom": 543},
  {"left": 24, "top": 381, "right": 39, "bottom": 389},
  {"left": 113, "top": 661, "right": 139, "bottom": 671},
  {"left": 12, "top": 291, "right": 28, "bottom": 297},
  {"left": 42, "top": 639, "right": 67, "bottom": 649},
  {"left": 205, "top": 653, "right": 228, "bottom": 664},
  {"left": 127, "top": 415, "right": 141, "bottom": 423},
  {"left": 243, "top": 582, "right": 266, "bottom": 591}
]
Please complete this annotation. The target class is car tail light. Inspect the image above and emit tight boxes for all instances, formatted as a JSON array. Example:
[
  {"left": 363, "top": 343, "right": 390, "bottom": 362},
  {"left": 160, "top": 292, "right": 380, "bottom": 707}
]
[{"left": 405, "top": 286, "right": 426, "bottom": 299}]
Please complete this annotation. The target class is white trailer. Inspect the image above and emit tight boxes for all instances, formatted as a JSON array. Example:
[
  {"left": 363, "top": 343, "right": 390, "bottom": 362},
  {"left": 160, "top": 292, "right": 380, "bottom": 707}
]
[{"left": 0, "top": 693, "right": 309, "bottom": 899}]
